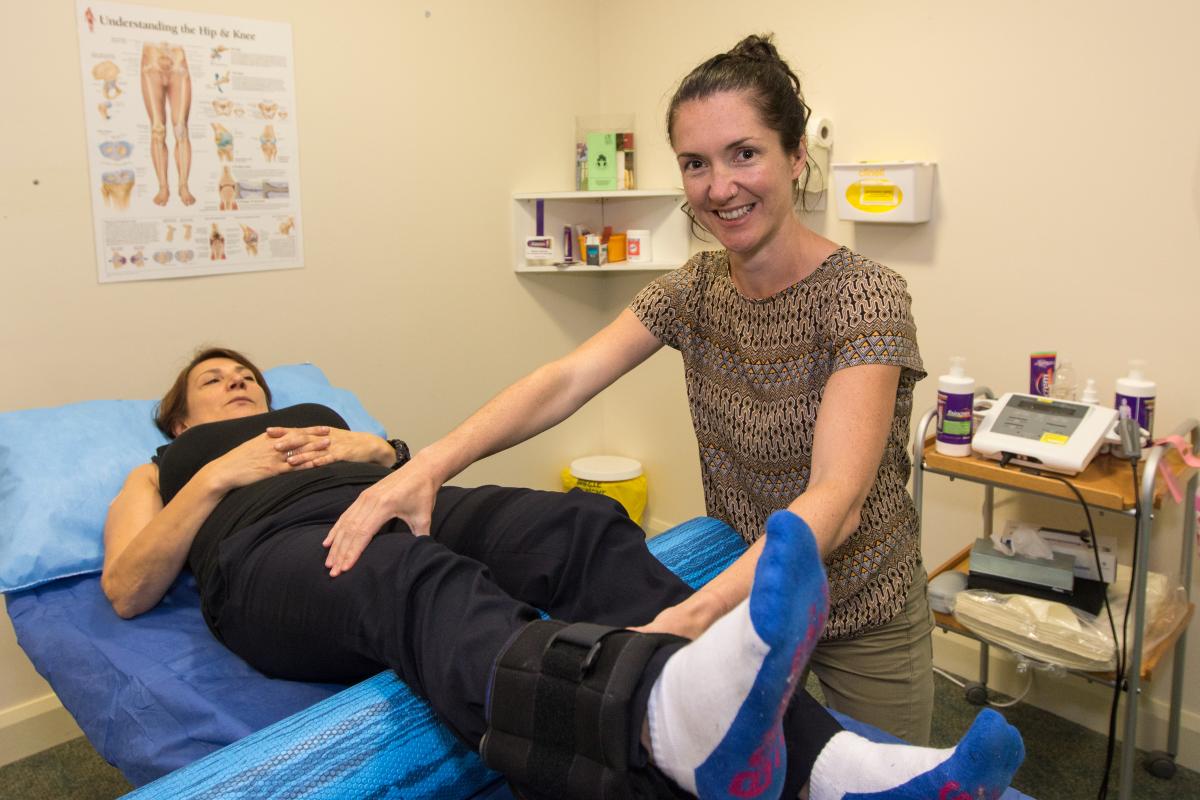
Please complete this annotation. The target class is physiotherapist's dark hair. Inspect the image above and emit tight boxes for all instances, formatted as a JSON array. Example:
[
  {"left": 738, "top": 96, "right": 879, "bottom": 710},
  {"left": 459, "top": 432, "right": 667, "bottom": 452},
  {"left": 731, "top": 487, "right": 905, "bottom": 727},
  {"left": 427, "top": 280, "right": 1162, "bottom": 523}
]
[{"left": 156, "top": 346, "right": 271, "bottom": 438}]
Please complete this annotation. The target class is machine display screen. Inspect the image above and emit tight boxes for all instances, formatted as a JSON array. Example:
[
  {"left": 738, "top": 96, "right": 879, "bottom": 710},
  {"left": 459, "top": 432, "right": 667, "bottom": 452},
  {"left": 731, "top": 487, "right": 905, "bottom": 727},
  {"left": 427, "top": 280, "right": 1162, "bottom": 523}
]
[{"left": 993, "top": 396, "right": 1087, "bottom": 442}]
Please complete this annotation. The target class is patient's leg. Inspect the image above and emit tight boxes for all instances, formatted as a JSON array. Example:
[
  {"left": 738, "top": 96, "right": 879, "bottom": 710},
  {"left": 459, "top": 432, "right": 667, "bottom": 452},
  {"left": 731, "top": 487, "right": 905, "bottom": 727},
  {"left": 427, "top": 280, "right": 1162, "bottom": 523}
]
[
  {"left": 212, "top": 488, "right": 1015, "bottom": 800},
  {"left": 210, "top": 490, "right": 543, "bottom": 743},
  {"left": 428, "top": 487, "right": 694, "bottom": 627},
  {"left": 428, "top": 488, "right": 836, "bottom": 796}
]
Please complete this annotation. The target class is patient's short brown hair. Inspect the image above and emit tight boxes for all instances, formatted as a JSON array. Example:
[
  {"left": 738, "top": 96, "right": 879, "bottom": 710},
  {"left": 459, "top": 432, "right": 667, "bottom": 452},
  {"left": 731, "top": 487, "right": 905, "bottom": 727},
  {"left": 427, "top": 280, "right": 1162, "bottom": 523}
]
[{"left": 156, "top": 347, "right": 271, "bottom": 438}]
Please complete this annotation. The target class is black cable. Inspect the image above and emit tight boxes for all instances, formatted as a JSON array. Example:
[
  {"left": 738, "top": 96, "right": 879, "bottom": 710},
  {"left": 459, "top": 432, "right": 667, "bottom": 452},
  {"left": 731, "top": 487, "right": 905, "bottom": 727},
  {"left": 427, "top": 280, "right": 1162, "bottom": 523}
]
[{"left": 994, "top": 452, "right": 1132, "bottom": 799}]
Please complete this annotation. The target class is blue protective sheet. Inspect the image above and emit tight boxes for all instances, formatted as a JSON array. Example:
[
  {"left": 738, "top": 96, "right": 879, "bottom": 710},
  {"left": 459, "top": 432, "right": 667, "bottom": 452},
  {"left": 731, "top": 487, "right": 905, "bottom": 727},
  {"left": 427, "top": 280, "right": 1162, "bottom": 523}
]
[
  {"left": 7, "top": 571, "right": 341, "bottom": 786},
  {"left": 8, "top": 516, "right": 1032, "bottom": 799}
]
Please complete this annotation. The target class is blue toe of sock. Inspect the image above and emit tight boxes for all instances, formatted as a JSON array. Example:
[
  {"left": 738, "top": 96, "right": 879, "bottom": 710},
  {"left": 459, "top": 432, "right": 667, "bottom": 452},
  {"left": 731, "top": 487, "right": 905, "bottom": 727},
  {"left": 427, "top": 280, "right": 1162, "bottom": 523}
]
[
  {"left": 966, "top": 709, "right": 1025, "bottom": 772},
  {"left": 751, "top": 511, "right": 825, "bottom": 646}
]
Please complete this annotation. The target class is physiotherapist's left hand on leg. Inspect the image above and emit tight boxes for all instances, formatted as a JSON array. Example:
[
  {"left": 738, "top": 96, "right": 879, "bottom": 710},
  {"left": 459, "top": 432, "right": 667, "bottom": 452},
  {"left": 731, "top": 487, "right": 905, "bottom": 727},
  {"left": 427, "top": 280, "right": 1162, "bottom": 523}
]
[{"left": 323, "top": 459, "right": 440, "bottom": 576}]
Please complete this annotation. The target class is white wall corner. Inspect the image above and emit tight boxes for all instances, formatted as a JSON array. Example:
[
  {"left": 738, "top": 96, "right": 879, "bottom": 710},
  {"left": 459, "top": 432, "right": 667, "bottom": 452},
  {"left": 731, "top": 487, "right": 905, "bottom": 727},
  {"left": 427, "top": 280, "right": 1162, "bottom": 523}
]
[{"left": 0, "top": 693, "right": 82, "bottom": 768}]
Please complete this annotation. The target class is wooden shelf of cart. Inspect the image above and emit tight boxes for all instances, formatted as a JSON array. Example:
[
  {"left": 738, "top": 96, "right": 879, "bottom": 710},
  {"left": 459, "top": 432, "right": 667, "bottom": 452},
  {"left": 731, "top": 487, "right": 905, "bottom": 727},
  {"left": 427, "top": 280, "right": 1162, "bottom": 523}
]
[
  {"left": 927, "top": 542, "right": 1195, "bottom": 682},
  {"left": 922, "top": 438, "right": 1190, "bottom": 512},
  {"left": 511, "top": 190, "right": 689, "bottom": 273}
]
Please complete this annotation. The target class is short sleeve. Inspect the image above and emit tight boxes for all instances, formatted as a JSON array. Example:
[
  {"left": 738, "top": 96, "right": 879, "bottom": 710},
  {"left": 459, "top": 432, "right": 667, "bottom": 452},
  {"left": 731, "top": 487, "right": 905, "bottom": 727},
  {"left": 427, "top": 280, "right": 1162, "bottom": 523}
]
[
  {"left": 628, "top": 262, "right": 699, "bottom": 351},
  {"left": 828, "top": 264, "right": 925, "bottom": 381}
]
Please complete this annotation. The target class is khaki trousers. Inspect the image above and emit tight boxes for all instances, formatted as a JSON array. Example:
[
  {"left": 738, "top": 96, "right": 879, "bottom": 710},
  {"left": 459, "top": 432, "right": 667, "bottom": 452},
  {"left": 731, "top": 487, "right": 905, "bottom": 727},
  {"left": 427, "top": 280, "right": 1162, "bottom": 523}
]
[{"left": 808, "top": 565, "right": 936, "bottom": 744}]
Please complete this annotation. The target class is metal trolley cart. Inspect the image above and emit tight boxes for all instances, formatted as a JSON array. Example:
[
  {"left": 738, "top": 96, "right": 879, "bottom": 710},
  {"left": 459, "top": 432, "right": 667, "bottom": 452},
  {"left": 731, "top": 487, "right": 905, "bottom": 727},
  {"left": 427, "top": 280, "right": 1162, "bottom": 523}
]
[{"left": 912, "top": 404, "right": 1196, "bottom": 798}]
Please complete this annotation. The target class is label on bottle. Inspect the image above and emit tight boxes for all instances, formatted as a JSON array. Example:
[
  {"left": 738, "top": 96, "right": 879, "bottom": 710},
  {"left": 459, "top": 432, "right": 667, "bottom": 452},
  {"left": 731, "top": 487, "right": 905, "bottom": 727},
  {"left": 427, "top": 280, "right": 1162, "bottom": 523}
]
[
  {"left": 1115, "top": 393, "right": 1155, "bottom": 437},
  {"left": 937, "top": 390, "right": 974, "bottom": 445}
]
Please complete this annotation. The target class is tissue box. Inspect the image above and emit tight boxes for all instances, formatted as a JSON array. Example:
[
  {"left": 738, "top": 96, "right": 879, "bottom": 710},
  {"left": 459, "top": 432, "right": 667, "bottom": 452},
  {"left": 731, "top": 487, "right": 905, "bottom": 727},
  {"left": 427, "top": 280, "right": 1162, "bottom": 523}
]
[
  {"left": 1038, "top": 529, "right": 1117, "bottom": 584},
  {"left": 969, "top": 537, "right": 1075, "bottom": 593},
  {"left": 999, "top": 521, "right": 1117, "bottom": 584}
]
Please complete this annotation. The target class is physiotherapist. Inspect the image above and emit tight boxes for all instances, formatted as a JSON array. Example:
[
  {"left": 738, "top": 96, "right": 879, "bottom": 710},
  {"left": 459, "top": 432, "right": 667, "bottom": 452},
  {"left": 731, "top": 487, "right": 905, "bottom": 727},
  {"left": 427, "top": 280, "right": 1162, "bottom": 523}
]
[{"left": 327, "top": 33, "right": 934, "bottom": 744}]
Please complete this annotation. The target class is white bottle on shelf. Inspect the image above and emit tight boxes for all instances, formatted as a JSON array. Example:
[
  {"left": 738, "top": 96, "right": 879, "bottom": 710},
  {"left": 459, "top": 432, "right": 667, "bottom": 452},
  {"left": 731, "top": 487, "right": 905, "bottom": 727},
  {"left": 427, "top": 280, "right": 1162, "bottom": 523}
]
[
  {"left": 1080, "top": 378, "right": 1099, "bottom": 404},
  {"left": 1114, "top": 360, "right": 1156, "bottom": 436},
  {"left": 936, "top": 356, "right": 974, "bottom": 457}
]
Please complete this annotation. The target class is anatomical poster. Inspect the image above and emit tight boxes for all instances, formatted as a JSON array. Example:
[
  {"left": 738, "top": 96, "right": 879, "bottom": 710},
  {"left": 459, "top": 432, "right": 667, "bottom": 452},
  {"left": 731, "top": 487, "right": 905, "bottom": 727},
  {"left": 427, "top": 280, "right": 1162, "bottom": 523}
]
[{"left": 77, "top": 1, "right": 303, "bottom": 282}]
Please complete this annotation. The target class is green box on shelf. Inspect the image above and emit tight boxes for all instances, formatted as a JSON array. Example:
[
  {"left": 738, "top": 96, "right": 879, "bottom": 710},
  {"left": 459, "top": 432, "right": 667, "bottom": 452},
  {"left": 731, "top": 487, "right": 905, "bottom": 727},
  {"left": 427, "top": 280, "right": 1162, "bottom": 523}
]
[{"left": 586, "top": 132, "right": 618, "bottom": 191}]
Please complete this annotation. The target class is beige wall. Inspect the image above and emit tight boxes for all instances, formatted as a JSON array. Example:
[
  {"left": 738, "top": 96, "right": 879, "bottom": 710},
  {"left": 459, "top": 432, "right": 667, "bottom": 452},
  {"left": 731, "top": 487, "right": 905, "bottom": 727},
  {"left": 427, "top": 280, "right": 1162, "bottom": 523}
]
[{"left": 3, "top": 0, "right": 1200, "bottom": 772}]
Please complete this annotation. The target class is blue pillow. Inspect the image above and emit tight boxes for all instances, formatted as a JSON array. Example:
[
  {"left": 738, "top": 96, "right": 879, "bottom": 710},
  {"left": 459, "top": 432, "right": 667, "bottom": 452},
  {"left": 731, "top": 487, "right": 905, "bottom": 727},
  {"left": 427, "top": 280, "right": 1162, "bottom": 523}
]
[{"left": 0, "top": 363, "right": 386, "bottom": 594}]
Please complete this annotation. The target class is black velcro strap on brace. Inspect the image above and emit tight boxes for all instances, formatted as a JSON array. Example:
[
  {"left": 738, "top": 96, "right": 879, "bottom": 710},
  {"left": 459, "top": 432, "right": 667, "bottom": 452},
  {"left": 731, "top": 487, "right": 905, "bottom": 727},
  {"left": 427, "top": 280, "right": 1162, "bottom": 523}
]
[{"left": 481, "top": 620, "right": 690, "bottom": 800}]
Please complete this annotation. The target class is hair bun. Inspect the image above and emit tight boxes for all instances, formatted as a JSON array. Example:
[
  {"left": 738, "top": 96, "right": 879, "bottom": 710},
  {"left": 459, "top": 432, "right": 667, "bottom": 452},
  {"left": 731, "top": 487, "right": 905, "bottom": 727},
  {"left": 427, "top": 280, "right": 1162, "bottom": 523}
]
[{"left": 728, "top": 34, "right": 783, "bottom": 64}]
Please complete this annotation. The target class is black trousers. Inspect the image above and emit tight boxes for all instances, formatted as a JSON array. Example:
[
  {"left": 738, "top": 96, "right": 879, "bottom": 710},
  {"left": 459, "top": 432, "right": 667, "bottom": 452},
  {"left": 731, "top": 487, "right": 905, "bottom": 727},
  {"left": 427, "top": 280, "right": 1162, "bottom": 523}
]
[{"left": 208, "top": 484, "right": 839, "bottom": 795}]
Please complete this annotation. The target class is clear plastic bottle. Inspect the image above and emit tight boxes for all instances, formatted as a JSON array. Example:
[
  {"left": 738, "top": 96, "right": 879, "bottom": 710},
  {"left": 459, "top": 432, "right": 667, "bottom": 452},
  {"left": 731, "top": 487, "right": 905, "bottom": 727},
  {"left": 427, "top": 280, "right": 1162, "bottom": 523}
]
[{"left": 1050, "top": 359, "right": 1077, "bottom": 401}]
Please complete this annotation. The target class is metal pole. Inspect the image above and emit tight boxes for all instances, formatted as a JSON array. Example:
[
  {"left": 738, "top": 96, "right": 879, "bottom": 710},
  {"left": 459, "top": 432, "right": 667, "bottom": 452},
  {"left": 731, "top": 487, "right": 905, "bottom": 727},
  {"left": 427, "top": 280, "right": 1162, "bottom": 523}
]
[
  {"left": 1166, "top": 420, "right": 1198, "bottom": 756},
  {"left": 1118, "top": 439, "right": 1164, "bottom": 798}
]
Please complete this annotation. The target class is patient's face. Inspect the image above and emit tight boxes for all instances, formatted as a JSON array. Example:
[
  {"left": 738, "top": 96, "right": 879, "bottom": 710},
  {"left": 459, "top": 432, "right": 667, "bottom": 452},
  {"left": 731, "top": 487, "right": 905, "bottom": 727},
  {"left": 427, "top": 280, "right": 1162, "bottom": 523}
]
[{"left": 178, "top": 357, "right": 270, "bottom": 433}]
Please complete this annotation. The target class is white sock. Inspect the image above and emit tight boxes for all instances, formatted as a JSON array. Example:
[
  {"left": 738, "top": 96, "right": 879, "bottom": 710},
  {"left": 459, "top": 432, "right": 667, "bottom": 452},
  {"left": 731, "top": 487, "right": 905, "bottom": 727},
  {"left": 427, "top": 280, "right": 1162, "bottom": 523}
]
[
  {"left": 807, "top": 709, "right": 1024, "bottom": 800},
  {"left": 646, "top": 510, "right": 828, "bottom": 799}
]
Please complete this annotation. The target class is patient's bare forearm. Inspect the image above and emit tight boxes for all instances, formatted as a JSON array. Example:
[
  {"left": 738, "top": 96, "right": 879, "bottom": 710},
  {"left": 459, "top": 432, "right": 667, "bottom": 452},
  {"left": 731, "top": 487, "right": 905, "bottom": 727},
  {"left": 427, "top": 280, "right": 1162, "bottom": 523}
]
[{"left": 102, "top": 468, "right": 223, "bottom": 618}]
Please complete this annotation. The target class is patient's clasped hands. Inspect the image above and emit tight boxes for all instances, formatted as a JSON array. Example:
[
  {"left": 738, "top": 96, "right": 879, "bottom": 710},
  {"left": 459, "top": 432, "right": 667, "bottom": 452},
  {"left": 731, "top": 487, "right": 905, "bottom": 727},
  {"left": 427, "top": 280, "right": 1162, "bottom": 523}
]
[
  {"left": 202, "top": 432, "right": 304, "bottom": 492},
  {"left": 266, "top": 425, "right": 393, "bottom": 470}
]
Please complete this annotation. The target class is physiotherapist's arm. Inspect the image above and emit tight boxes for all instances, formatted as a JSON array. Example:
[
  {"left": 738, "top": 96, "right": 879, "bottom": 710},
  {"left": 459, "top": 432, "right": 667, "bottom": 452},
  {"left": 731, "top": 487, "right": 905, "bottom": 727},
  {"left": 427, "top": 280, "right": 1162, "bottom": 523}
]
[
  {"left": 323, "top": 310, "right": 663, "bottom": 575},
  {"left": 637, "top": 363, "right": 901, "bottom": 638},
  {"left": 420, "top": 309, "right": 664, "bottom": 487}
]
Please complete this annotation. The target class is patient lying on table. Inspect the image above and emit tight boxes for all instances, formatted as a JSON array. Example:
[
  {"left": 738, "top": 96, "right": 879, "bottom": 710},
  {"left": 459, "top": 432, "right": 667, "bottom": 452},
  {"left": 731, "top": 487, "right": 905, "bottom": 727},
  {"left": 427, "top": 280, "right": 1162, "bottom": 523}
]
[{"left": 101, "top": 346, "right": 1025, "bottom": 800}]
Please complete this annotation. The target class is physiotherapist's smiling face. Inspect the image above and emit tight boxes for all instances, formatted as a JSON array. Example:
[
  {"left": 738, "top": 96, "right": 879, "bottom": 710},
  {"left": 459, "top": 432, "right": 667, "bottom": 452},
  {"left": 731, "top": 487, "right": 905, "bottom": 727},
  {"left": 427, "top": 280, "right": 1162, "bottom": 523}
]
[
  {"left": 177, "top": 357, "right": 269, "bottom": 434},
  {"left": 672, "top": 90, "right": 806, "bottom": 262}
]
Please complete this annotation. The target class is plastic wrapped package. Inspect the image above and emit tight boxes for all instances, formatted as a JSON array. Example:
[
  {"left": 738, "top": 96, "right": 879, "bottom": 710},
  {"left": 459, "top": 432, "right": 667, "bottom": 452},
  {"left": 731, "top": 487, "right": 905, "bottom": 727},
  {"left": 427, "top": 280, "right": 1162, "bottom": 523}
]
[
  {"left": 954, "top": 590, "right": 1117, "bottom": 671},
  {"left": 1105, "top": 564, "right": 1189, "bottom": 660},
  {"left": 953, "top": 565, "right": 1188, "bottom": 672}
]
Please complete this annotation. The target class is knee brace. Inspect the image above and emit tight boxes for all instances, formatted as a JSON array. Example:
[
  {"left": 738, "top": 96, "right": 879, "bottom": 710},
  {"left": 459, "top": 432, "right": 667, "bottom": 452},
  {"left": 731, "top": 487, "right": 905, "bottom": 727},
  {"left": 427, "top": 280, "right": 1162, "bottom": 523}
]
[{"left": 482, "top": 620, "right": 692, "bottom": 800}]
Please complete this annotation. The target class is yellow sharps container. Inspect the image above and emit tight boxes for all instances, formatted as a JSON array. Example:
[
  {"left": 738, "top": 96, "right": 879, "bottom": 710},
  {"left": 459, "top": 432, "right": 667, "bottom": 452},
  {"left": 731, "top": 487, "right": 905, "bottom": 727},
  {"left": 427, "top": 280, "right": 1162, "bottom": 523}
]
[{"left": 561, "top": 455, "right": 647, "bottom": 524}]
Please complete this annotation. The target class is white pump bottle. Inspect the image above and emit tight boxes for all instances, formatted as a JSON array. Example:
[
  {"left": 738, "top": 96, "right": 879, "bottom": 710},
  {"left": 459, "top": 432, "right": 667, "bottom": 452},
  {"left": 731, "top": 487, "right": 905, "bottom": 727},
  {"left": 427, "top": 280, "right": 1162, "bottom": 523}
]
[{"left": 936, "top": 357, "right": 975, "bottom": 457}]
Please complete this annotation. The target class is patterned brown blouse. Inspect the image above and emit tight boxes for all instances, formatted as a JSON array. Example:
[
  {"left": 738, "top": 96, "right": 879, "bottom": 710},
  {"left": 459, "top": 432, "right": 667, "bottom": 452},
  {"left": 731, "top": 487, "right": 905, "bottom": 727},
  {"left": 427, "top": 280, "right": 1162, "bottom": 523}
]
[{"left": 630, "top": 246, "right": 926, "bottom": 639}]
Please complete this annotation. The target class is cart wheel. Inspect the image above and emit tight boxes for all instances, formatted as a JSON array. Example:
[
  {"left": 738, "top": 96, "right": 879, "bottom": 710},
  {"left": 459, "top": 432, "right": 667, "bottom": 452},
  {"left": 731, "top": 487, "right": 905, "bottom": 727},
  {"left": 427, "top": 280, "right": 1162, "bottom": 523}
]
[
  {"left": 1143, "top": 751, "right": 1176, "bottom": 780},
  {"left": 964, "top": 683, "right": 989, "bottom": 706}
]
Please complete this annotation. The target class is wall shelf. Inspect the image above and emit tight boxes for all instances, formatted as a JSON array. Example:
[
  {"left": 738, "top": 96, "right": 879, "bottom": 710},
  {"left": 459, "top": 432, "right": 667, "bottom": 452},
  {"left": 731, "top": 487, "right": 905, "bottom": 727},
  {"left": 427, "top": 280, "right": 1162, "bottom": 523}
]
[{"left": 511, "top": 189, "right": 688, "bottom": 274}]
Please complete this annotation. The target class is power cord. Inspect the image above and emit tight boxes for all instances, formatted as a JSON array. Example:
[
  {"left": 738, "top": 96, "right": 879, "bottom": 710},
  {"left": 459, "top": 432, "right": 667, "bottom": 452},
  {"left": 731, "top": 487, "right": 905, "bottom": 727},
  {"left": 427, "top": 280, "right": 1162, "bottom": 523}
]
[
  {"left": 933, "top": 665, "right": 1034, "bottom": 708},
  {"left": 994, "top": 445, "right": 1140, "bottom": 800}
]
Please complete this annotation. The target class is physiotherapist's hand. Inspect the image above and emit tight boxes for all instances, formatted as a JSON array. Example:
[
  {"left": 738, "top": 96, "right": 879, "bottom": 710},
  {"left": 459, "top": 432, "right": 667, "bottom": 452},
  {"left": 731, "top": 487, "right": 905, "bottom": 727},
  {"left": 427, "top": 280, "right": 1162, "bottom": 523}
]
[
  {"left": 322, "top": 458, "right": 441, "bottom": 577},
  {"left": 630, "top": 591, "right": 728, "bottom": 641},
  {"left": 267, "top": 426, "right": 394, "bottom": 468}
]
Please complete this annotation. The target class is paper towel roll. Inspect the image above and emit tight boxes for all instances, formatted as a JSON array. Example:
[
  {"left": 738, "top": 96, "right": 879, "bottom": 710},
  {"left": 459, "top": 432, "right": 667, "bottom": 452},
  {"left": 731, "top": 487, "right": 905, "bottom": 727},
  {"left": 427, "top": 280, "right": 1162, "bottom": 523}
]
[
  {"left": 808, "top": 115, "right": 834, "bottom": 148},
  {"left": 804, "top": 115, "right": 833, "bottom": 199}
]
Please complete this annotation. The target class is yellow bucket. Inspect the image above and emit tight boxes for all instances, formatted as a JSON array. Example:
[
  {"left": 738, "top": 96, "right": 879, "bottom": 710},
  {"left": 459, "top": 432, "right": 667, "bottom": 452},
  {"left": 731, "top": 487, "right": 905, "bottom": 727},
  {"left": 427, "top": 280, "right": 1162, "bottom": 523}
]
[{"left": 561, "top": 455, "right": 647, "bottom": 524}]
